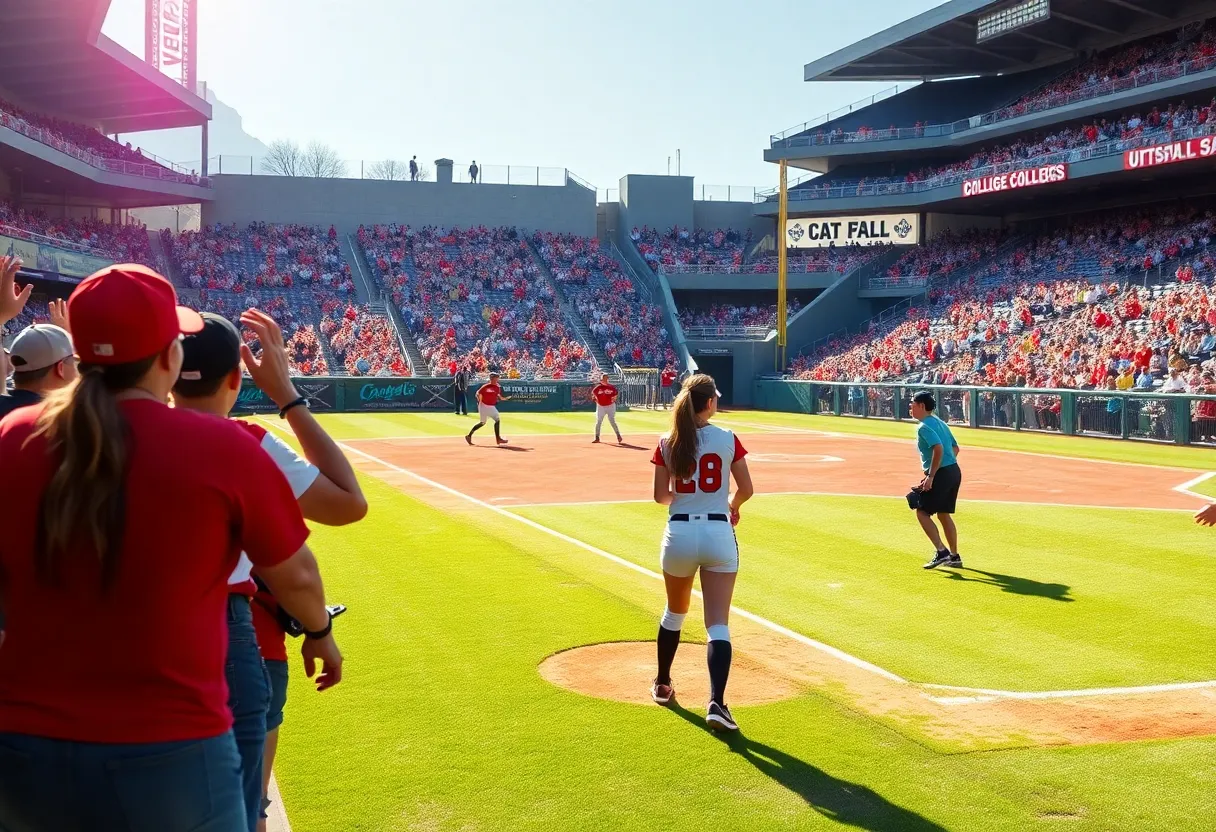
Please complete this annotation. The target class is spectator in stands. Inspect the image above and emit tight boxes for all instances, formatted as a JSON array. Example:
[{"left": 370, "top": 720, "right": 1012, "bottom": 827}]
[
  {"left": 470, "top": 161, "right": 479, "bottom": 184},
  {"left": 1163, "top": 367, "right": 1189, "bottom": 392},
  {"left": 0, "top": 323, "right": 76, "bottom": 420},
  {"left": 0, "top": 264, "right": 342, "bottom": 831},
  {"left": 410, "top": 156, "right": 419, "bottom": 181},
  {"left": 173, "top": 309, "right": 366, "bottom": 832}
]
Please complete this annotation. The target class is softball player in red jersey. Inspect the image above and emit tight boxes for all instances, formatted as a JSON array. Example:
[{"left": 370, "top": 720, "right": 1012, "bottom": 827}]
[
  {"left": 466, "top": 372, "right": 511, "bottom": 445},
  {"left": 591, "top": 373, "right": 623, "bottom": 444},
  {"left": 649, "top": 373, "right": 753, "bottom": 731}
]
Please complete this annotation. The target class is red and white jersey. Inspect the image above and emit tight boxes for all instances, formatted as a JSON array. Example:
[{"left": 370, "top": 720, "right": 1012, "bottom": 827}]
[
  {"left": 479, "top": 382, "right": 503, "bottom": 406},
  {"left": 592, "top": 383, "right": 618, "bottom": 407},
  {"left": 228, "top": 422, "right": 321, "bottom": 594},
  {"left": 651, "top": 424, "right": 746, "bottom": 516}
]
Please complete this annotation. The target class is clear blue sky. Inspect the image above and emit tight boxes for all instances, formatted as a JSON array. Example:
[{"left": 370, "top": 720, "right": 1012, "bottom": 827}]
[{"left": 102, "top": 0, "right": 945, "bottom": 190}]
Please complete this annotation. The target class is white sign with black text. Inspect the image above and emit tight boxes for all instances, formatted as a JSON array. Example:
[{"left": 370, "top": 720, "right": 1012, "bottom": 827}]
[{"left": 785, "top": 214, "right": 920, "bottom": 249}]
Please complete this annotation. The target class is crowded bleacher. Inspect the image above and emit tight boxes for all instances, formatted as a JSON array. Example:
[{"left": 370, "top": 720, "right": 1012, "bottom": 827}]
[
  {"left": 358, "top": 224, "right": 592, "bottom": 377},
  {"left": 631, "top": 226, "right": 752, "bottom": 272},
  {"left": 0, "top": 200, "right": 155, "bottom": 266},
  {"left": 794, "top": 94, "right": 1216, "bottom": 200},
  {"left": 163, "top": 222, "right": 407, "bottom": 376},
  {"left": 678, "top": 301, "right": 801, "bottom": 332},
  {"left": 532, "top": 231, "right": 674, "bottom": 367},
  {"left": 0, "top": 97, "right": 199, "bottom": 183}
]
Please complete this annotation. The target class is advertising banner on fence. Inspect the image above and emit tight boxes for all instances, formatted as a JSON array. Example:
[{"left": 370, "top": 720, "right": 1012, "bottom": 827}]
[
  {"left": 962, "top": 163, "right": 1068, "bottom": 197},
  {"left": 0, "top": 234, "right": 113, "bottom": 284},
  {"left": 786, "top": 214, "right": 919, "bottom": 249},
  {"left": 347, "top": 379, "right": 454, "bottom": 411},
  {"left": 1123, "top": 137, "right": 1216, "bottom": 171},
  {"left": 233, "top": 380, "right": 339, "bottom": 415}
]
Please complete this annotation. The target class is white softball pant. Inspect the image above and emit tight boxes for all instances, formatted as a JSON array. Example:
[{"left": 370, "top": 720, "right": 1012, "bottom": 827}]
[
  {"left": 477, "top": 403, "right": 500, "bottom": 424},
  {"left": 659, "top": 518, "right": 738, "bottom": 578}
]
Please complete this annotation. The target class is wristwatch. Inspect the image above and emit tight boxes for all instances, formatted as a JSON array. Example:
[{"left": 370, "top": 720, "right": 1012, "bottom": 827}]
[
  {"left": 279, "top": 395, "right": 310, "bottom": 419},
  {"left": 303, "top": 612, "right": 333, "bottom": 640}
]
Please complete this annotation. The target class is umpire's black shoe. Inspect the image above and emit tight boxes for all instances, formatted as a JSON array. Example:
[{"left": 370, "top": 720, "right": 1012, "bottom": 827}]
[{"left": 923, "top": 550, "right": 953, "bottom": 570}]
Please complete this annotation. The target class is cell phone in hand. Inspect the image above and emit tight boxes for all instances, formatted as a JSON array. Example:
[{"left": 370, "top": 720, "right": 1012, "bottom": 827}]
[{"left": 326, "top": 604, "right": 347, "bottom": 618}]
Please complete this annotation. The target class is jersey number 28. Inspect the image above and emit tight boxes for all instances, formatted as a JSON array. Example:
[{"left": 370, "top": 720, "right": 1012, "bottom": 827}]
[{"left": 674, "top": 453, "right": 723, "bottom": 494}]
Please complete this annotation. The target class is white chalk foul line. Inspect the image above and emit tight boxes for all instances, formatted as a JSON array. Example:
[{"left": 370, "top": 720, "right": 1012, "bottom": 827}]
[
  {"left": 258, "top": 418, "right": 1216, "bottom": 705},
  {"left": 1173, "top": 470, "right": 1216, "bottom": 502}
]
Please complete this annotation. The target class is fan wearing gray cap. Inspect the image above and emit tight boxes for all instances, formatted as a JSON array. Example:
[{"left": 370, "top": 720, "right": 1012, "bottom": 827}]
[
  {"left": 173, "top": 308, "right": 366, "bottom": 832},
  {"left": 0, "top": 323, "right": 76, "bottom": 421}
]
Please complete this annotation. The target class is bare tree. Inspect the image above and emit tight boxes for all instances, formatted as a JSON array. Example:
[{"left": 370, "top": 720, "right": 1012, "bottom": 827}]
[
  {"left": 414, "top": 164, "right": 432, "bottom": 182},
  {"left": 301, "top": 141, "right": 347, "bottom": 178},
  {"left": 367, "top": 159, "right": 408, "bottom": 180},
  {"left": 260, "top": 139, "right": 303, "bottom": 176}
]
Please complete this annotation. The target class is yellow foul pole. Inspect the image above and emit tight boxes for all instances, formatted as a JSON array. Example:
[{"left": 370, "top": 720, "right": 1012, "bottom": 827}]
[{"left": 776, "top": 160, "right": 789, "bottom": 372}]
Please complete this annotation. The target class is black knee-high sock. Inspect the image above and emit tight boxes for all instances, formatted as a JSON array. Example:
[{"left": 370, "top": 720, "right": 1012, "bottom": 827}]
[
  {"left": 468, "top": 422, "right": 485, "bottom": 436},
  {"left": 707, "top": 640, "right": 732, "bottom": 707},
  {"left": 656, "top": 626, "right": 681, "bottom": 685},
  {"left": 493, "top": 421, "right": 502, "bottom": 440}
]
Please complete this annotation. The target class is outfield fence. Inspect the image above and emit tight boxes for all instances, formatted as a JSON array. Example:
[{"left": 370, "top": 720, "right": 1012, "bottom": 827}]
[
  {"left": 232, "top": 376, "right": 645, "bottom": 415},
  {"left": 754, "top": 380, "right": 1216, "bottom": 447}
]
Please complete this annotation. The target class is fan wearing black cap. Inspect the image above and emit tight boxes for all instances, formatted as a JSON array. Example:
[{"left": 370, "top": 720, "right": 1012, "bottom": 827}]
[
  {"left": 0, "top": 264, "right": 343, "bottom": 832},
  {"left": 0, "top": 322, "right": 77, "bottom": 421},
  {"left": 173, "top": 308, "right": 367, "bottom": 832}
]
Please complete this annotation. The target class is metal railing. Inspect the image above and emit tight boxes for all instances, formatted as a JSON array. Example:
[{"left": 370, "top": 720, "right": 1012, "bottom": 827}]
[
  {"left": 771, "top": 85, "right": 908, "bottom": 142},
  {"left": 771, "top": 55, "right": 1216, "bottom": 149},
  {"left": 863, "top": 275, "right": 929, "bottom": 291},
  {"left": 210, "top": 156, "right": 592, "bottom": 190},
  {"left": 0, "top": 112, "right": 210, "bottom": 187},
  {"left": 758, "top": 379, "right": 1216, "bottom": 446},
  {"left": 682, "top": 324, "right": 773, "bottom": 340},
  {"left": 695, "top": 185, "right": 762, "bottom": 202},
  {"left": 766, "top": 120, "right": 1216, "bottom": 203}
]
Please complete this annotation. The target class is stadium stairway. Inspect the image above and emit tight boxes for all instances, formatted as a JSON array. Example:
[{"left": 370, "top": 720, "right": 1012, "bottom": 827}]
[
  {"left": 342, "top": 234, "right": 378, "bottom": 304},
  {"left": 148, "top": 229, "right": 179, "bottom": 285},
  {"left": 368, "top": 297, "right": 422, "bottom": 375},
  {"left": 614, "top": 236, "right": 693, "bottom": 372},
  {"left": 523, "top": 237, "right": 613, "bottom": 372}
]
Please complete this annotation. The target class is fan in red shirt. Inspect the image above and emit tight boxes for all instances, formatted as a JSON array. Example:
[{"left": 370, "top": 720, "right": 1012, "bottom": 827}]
[
  {"left": 0, "top": 262, "right": 342, "bottom": 832},
  {"left": 591, "top": 372, "right": 624, "bottom": 445},
  {"left": 466, "top": 371, "right": 512, "bottom": 446},
  {"left": 660, "top": 366, "right": 678, "bottom": 409}
]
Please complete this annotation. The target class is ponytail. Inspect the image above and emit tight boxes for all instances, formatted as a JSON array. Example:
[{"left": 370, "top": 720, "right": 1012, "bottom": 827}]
[
  {"left": 666, "top": 373, "right": 718, "bottom": 481},
  {"left": 31, "top": 357, "right": 156, "bottom": 588}
]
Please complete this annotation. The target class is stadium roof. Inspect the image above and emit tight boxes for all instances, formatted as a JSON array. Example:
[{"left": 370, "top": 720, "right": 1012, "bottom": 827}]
[
  {"left": 0, "top": 0, "right": 210, "bottom": 134},
  {"left": 806, "top": 0, "right": 1216, "bottom": 82}
]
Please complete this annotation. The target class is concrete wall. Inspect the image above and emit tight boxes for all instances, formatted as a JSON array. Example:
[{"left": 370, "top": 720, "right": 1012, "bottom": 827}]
[
  {"left": 687, "top": 340, "right": 776, "bottom": 407},
  {"left": 785, "top": 271, "right": 873, "bottom": 355},
  {"left": 692, "top": 200, "right": 775, "bottom": 241},
  {"left": 202, "top": 175, "right": 597, "bottom": 235},
  {"left": 618, "top": 174, "right": 693, "bottom": 233}
]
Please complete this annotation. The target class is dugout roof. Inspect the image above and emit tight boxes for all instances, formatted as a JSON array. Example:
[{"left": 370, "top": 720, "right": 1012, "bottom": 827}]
[
  {"left": 806, "top": 0, "right": 1216, "bottom": 82},
  {"left": 0, "top": 0, "right": 210, "bottom": 134}
]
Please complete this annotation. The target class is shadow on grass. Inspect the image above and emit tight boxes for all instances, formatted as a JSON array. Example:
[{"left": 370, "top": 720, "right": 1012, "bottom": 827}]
[
  {"left": 943, "top": 568, "right": 1073, "bottom": 602},
  {"left": 668, "top": 704, "right": 948, "bottom": 832}
]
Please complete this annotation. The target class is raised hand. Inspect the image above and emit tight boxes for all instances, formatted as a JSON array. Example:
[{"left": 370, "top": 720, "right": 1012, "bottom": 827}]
[
  {"left": 0, "top": 256, "right": 31, "bottom": 327},
  {"left": 239, "top": 308, "right": 299, "bottom": 408}
]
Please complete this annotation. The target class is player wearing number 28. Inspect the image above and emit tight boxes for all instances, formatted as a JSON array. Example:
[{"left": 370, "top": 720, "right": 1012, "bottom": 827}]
[{"left": 649, "top": 374, "right": 753, "bottom": 732}]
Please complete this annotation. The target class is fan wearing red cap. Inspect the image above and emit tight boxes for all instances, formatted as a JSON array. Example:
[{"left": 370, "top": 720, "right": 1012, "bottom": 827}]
[{"left": 0, "top": 265, "right": 343, "bottom": 832}]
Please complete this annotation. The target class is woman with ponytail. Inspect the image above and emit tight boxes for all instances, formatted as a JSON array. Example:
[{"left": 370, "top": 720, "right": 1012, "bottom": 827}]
[
  {"left": 0, "top": 265, "right": 343, "bottom": 831},
  {"left": 649, "top": 373, "right": 753, "bottom": 731}
]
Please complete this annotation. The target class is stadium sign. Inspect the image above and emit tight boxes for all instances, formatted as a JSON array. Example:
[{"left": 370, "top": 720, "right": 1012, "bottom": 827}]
[
  {"left": 962, "top": 163, "right": 1068, "bottom": 198},
  {"left": 785, "top": 214, "right": 920, "bottom": 249},
  {"left": 1123, "top": 137, "right": 1216, "bottom": 171},
  {"left": 146, "top": 0, "right": 199, "bottom": 92}
]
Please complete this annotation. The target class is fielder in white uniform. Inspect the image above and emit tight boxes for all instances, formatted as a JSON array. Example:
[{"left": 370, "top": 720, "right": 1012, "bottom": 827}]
[{"left": 649, "top": 373, "right": 753, "bottom": 732}]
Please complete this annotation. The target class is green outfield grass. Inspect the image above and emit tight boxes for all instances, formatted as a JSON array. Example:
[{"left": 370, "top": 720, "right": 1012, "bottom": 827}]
[{"left": 265, "top": 410, "right": 1216, "bottom": 830}]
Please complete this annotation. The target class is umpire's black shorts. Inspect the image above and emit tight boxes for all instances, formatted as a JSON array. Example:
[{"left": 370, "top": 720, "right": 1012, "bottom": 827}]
[{"left": 919, "top": 463, "right": 962, "bottom": 515}]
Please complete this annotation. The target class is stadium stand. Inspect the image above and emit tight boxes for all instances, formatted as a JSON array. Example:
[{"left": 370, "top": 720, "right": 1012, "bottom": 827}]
[
  {"left": 0, "top": 98, "right": 202, "bottom": 185},
  {"left": 789, "top": 94, "right": 1216, "bottom": 201},
  {"left": 357, "top": 224, "right": 593, "bottom": 377},
  {"left": 790, "top": 205, "right": 1216, "bottom": 405},
  {"left": 163, "top": 223, "right": 408, "bottom": 376},
  {"left": 532, "top": 231, "right": 674, "bottom": 368},
  {"left": 779, "top": 17, "right": 1216, "bottom": 148},
  {"left": 678, "top": 301, "right": 800, "bottom": 333},
  {"left": 0, "top": 200, "right": 154, "bottom": 266},
  {"left": 631, "top": 226, "right": 752, "bottom": 273}
]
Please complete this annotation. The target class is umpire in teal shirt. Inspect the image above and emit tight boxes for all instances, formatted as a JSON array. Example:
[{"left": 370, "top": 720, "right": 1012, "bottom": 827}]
[{"left": 910, "top": 391, "right": 963, "bottom": 570}]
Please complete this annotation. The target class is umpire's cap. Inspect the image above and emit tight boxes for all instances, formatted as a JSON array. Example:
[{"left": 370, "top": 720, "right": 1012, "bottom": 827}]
[{"left": 912, "top": 391, "right": 937, "bottom": 411}]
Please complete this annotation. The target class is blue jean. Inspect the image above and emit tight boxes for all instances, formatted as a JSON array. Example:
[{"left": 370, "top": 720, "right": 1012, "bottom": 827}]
[
  {"left": 0, "top": 731, "right": 244, "bottom": 831},
  {"left": 227, "top": 595, "right": 270, "bottom": 832}
]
